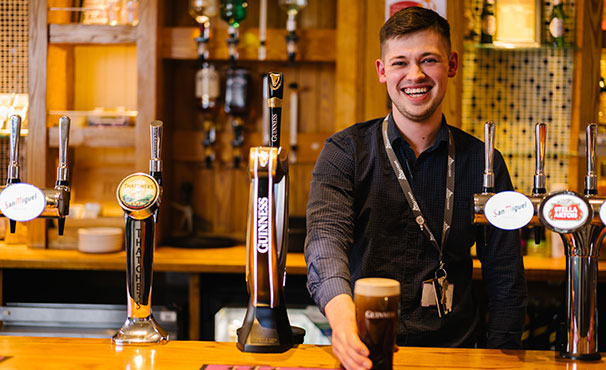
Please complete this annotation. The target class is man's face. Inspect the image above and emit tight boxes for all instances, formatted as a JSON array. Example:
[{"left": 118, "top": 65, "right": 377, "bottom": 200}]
[{"left": 376, "top": 29, "right": 458, "bottom": 123}]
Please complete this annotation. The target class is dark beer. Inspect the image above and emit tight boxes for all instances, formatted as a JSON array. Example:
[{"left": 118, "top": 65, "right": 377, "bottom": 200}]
[{"left": 354, "top": 278, "right": 400, "bottom": 370}]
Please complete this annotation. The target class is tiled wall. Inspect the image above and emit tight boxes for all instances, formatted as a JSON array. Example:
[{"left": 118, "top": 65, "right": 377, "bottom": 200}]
[{"left": 461, "top": 1, "right": 576, "bottom": 191}]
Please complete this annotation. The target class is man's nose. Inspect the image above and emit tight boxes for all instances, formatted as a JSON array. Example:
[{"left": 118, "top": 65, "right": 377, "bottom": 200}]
[{"left": 407, "top": 63, "right": 425, "bottom": 80}]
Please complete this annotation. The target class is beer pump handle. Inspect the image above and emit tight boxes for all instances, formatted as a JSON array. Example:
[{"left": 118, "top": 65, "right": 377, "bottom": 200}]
[
  {"left": 532, "top": 122, "right": 547, "bottom": 245},
  {"left": 56, "top": 116, "right": 71, "bottom": 186},
  {"left": 56, "top": 116, "right": 71, "bottom": 236},
  {"left": 267, "top": 72, "right": 284, "bottom": 148},
  {"left": 585, "top": 123, "right": 598, "bottom": 195},
  {"left": 7, "top": 115, "right": 22, "bottom": 234},
  {"left": 7, "top": 115, "right": 21, "bottom": 184},
  {"left": 533, "top": 122, "right": 547, "bottom": 195},
  {"left": 482, "top": 121, "right": 495, "bottom": 193},
  {"left": 150, "top": 120, "right": 163, "bottom": 186}
]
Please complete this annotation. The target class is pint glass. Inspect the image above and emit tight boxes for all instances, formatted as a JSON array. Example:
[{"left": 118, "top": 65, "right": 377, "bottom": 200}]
[{"left": 354, "top": 278, "right": 400, "bottom": 370}]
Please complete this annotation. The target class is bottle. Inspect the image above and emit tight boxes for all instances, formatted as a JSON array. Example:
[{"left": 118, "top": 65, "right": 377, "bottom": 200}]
[
  {"left": 189, "top": 0, "right": 218, "bottom": 25},
  {"left": 278, "top": 0, "right": 307, "bottom": 15},
  {"left": 549, "top": 0, "right": 566, "bottom": 48},
  {"left": 480, "top": 0, "right": 496, "bottom": 44},
  {"left": 279, "top": 0, "right": 307, "bottom": 63},
  {"left": 220, "top": 0, "right": 248, "bottom": 29},
  {"left": 224, "top": 67, "right": 250, "bottom": 116},
  {"left": 195, "top": 62, "right": 220, "bottom": 112}
]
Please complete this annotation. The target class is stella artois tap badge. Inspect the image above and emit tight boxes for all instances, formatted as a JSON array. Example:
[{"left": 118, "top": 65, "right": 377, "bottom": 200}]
[{"left": 539, "top": 191, "right": 592, "bottom": 234}]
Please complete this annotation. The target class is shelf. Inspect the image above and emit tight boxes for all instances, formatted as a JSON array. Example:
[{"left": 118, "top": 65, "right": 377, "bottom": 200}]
[
  {"left": 48, "top": 126, "right": 135, "bottom": 148},
  {"left": 464, "top": 41, "right": 575, "bottom": 51},
  {"left": 162, "top": 27, "right": 336, "bottom": 63},
  {"left": 49, "top": 24, "right": 137, "bottom": 44}
]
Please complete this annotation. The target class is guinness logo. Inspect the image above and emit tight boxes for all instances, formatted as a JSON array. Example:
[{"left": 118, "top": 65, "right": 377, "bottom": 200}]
[{"left": 269, "top": 72, "right": 282, "bottom": 90}]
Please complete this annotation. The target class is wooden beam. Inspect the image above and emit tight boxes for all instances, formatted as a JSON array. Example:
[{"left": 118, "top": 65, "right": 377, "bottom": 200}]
[
  {"left": 161, "top": 27, "right": 336, "bottom": 62},
  {"left": 49, "top": 24, "right": 137, "bottom": 44},
  {"left": 27, "top": 0, "right": 49, "bottom": 248},
  {"left": 136, "top": 0, "right": 159, "bottom": 172},
  {"left": 570, "top": 0, "right": 603, "bottom": 191},
  {"left": 444, "top": 0, "right": 464, "bottom": 128}
]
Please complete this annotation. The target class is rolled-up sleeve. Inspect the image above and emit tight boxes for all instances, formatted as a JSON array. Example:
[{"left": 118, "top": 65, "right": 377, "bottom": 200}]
[{"left": 304, "top": 135, "right": 357, "bottom": 313}]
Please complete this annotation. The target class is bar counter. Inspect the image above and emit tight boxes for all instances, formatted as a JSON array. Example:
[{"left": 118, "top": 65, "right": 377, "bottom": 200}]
[{"left": 0, "top": 336, "right": 603, "bottom": 369}]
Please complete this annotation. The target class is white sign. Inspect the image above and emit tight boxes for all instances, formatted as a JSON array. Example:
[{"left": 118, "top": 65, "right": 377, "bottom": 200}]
[
  {"left": 540, "top": 192, "right": 591, "bottom": 233},
  {"left": 385, "top": 0, "right": 447, "bottom": 20},
  {"left": 484, "top": 191, "right": 534, "bottom": 230},
  {"left": 599, "top": 201, "right": 606, "bottom": 225},
  {"left": 0, "top": 183, "right": 46, "bottom": 222}
]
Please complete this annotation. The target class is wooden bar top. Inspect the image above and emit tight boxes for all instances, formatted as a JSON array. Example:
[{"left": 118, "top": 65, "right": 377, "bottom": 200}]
[
  {"left": 0, "top": 336, "right": 603, "bottom": 369},
  {"left": 0, "top": 243, "right": 605, "bottom": 281}
]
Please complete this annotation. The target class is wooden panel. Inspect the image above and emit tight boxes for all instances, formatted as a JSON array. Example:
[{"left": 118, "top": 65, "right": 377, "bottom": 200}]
[
  {"left": 161, "top": 27, "right": 336, "bottom": 62},
  {"left": 49, "top": 24, "right": 137, "bottom": 44},
  {"left": 136, "top": 0, "right": 159, "bottom": 172},
  {"left": 444, "top": 0, "right": 464, "bottom": 129},
  {"left": 27, "top": 0, "right": 49, "bottom": 248},
  {"left": 363, "top": 0, "right": 388, "bottom": 121},
  {"left": 570, "top": 0, "right": 603, "bottom": 191},
  {"left": 335, "top": 0, "right": 364, "bottom": 130},
  {"left": 47, "top": 45, "right": 74, "bottom": 111},
  {"left": 48, "top": 126, "right": 136, "bottom": 148}
]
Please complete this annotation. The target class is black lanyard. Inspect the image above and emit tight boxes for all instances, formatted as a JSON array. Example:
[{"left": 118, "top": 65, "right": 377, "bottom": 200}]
[{"left": 381, "top": 116, "right": 455, "bottom": 267}]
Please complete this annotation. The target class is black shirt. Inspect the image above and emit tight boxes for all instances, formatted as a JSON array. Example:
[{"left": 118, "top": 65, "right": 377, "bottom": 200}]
[{"left": 304, "top": 113, "right": 527, "bottom": 349}]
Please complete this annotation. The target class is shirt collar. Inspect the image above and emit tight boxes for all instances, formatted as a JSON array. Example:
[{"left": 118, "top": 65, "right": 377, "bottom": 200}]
[{"left": 387, "top": 112, "right": 449, "bottom": 154}]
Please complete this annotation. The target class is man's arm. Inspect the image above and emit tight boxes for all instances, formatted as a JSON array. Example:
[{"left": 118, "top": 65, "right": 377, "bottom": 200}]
[
  {"left": 478, "top": 151, "right": 528, "bottom": 349},
  {"left": 304, "top": 136, "right": 371, "bottom": 369}
]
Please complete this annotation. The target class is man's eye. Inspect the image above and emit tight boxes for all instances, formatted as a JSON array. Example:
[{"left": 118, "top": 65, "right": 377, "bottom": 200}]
[
  {"left": 422, "top": 58, "right": 438, "bottom": 64},
  {"left": 392, "top": 61, "right": 406, "bottom": 66}
]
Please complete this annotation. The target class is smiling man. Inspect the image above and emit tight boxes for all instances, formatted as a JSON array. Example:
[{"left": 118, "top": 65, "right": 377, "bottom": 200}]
[{"left": 304, "top": 7, "right": 527, "bottom": 370}]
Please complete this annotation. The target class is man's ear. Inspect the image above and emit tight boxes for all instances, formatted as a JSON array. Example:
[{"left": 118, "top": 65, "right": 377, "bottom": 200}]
[
  {"left": 376, "top": 58, "right": 387, "bottom": 84},
  {"left": 448, "top": 51, "right": 458, "bottom": 78}
]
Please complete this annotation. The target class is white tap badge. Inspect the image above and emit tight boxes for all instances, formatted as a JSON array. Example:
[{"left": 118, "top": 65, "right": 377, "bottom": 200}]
[
  {"left": 484, "top": 191, "right": 533, "bottom": 230},
  {"left": 600, "top": 201, "right": 606, "bottom": 225},
  {"left": 539, "top": 191, "right": 592, "bottom": 233},
  {"left": 0, "top": 183, "right": 46, "bottom": 222}
]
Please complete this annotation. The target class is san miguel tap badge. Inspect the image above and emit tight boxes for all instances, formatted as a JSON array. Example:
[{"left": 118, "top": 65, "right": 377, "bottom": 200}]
[
  {"left": 117, "top": 173, "right": 160, "bottom": 218},
  {"left": 539, "top": 191, "right": 592, "bottom": 234}
]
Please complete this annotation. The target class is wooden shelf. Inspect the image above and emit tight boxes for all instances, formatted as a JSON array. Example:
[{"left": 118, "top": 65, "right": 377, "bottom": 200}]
[
  {"left": 49, "top": 24, "right": 137, "bottom": 44},
  {"left": 162, "top": 27, "right": 336, "bottom": 62},
  {"left": 48, "top": 126, "right": 135, "bottom": 148}
]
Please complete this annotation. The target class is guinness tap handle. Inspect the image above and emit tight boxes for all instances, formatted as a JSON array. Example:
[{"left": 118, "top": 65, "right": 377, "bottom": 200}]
[
  {"left": 533, "top": 122, "right": 547, "bottom": 195},
  {"left": 56, "top": 116, "right": 71, "bottom": 185},
  {"left": 150, "top": 120, "right": 163, "bottom": 186},
  {"left": 585, "top": 123, "right": 598, "bottom": 195},
  {"left": 482, "top": 121, "right": 495, "bottom": 193},
  {"left": 268, "top": 72, "right": 284, "bottom": 148},
  {"left": 7, "top": 115, "right": 21, "bottom": 184}
]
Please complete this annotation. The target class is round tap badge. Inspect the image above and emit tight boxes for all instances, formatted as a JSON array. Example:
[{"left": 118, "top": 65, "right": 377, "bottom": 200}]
[
  {"left": 0, "top": 183, "right": 47, "bottom": 222},
  {"left": 117, "top": 173, "right": 159, "bottom": 211},
  {"left": 539, "top": 191, "right": 592, "bottom": 234},
  {"left": 484, "top": 191, "right": 534, "bottom": 230},
  {"left": 599, "top": 201, "right": 606, "bottom": 225}
]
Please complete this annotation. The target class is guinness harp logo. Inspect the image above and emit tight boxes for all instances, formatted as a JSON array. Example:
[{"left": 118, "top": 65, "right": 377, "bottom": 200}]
[{"left": 269, "top": 72, "right": 282, "bottom": 90}]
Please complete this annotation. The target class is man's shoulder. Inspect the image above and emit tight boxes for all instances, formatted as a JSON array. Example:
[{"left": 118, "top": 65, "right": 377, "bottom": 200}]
[
  {"left": 449, "top": 125, "right": 483, "bottom": 148},
  {"left": 329, "top": 117, "right": 384, "bottom": 143}
]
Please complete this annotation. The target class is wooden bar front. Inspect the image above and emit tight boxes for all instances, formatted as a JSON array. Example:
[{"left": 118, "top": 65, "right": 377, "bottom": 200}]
[{"left": 0, "top": 336, "right": 603, "bottom": 369}]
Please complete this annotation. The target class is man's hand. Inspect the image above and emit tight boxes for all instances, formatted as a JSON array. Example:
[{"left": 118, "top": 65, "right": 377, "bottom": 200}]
[{"left": 325, "top": 294, "right": 372, "bottom": 370}]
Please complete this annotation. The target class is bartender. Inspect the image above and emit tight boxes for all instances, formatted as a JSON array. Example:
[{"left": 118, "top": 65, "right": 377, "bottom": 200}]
[{"left": 304, "top": 7, "right": 527, "bottom": 370}]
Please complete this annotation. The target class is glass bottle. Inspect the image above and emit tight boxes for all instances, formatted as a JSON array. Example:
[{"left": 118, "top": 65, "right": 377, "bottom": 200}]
[
  {"left": 480, "top": 0, "right": 496, "bottom": 44},
  {"left": 220, "top": 0, "right": 248, "bottom": 29},
  {"left": 549, "top": 0, "right": 566, "bottom": 48},
  {"left": 189, "top": 0, "right": 218, "bottom": 25},
  {"left": 224, "top": 67, "right": 250, "bottom": 116},
  {"left": 195, "top": 62, "right": 220, "bottom": 112},
  {"left": 278, "top": 0, "right": 307, "bottom": 62}
]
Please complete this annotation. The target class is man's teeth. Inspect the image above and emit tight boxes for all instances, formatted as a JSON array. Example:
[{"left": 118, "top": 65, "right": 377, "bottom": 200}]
[{"left": 403, "top": 87, "right": 429, "bottom": 96}]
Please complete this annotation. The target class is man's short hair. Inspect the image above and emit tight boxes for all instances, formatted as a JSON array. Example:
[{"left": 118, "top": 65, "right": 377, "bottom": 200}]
[{"left": 380, "top": 7, "right": 451, "bottom": 56}]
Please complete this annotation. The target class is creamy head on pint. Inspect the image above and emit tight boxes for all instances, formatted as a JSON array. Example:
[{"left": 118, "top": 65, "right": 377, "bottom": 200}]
[{"left": 355, "top": 278, "right": 400, "bottom": 297}]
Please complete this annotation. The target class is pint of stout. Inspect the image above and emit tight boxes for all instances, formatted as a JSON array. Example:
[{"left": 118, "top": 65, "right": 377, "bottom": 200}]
[{"left": 354, "top": 278, "right": 400, "bottom": 370}]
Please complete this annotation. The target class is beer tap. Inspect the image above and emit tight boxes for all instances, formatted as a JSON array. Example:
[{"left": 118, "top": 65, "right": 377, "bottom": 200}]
[
  {"left": 237, "top": 72, "right": 304, "bottom": 353},
  {"left": 0, "top": 115, "right": 71, "bottom": 235},
  {"left": 474, "top": 121, "right": 606, "bottom": 361},
  {"left": 476, "top": 121, "right": 495, "bottom": 248},
  {"left": 531, "top": 123, "right": 547, "bottom": 246},
  {"left": 113, "top": 120, "right": 168, "bottom": 345},
  {"left": 6, "top": 115, "right": 22, "bottom": 233}
]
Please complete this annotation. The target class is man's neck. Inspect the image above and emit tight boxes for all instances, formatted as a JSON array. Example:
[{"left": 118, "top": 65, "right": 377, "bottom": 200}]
[{"left": 392, "top": 109, "right": 443, "bottom": 158}]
